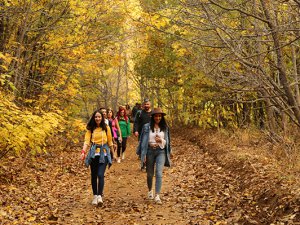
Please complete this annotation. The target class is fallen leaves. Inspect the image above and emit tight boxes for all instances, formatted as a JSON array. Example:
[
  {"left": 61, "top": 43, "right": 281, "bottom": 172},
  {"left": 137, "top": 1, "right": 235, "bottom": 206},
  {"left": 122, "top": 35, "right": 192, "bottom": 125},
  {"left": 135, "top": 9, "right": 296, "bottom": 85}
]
[
  {"left": 171, "top": 128, "right": 300, "bottom": 224},
  {"left": 0, "top": 128, "right": 299, "bottom": 224}
]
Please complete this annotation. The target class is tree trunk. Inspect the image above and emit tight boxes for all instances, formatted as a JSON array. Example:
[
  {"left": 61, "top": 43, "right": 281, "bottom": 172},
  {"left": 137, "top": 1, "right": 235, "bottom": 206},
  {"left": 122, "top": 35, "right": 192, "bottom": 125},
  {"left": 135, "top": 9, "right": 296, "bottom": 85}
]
[
  {"left": 260, "top": 0, "right": 300, "bottom": 125},
  {"left": 292, "top": 45, "right": 300, "bottom": 106}
]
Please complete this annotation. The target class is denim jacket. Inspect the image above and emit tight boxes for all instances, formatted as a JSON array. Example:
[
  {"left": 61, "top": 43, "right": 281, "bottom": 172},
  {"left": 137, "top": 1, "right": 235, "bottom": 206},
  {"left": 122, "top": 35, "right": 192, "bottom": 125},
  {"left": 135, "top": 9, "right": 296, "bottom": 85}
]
[
  {"left": 136, "top": 123, "right": 171, "bottom": 168},
  {"left": 85, "top": 143, "right": 112, "bottom": 168}
]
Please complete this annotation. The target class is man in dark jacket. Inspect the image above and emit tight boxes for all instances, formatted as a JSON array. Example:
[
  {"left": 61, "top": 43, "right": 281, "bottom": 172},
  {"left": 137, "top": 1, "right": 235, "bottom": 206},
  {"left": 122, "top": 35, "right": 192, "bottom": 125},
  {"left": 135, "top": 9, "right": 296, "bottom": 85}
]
[
  {"left": 134, "top": 98, "right": 152, "bottom": 140},
  {"left": 134, "top": 98, "right": 152, "bottom": 171},
  {"left": 131, "top": 102, "right": 141, "bottom": 123}
]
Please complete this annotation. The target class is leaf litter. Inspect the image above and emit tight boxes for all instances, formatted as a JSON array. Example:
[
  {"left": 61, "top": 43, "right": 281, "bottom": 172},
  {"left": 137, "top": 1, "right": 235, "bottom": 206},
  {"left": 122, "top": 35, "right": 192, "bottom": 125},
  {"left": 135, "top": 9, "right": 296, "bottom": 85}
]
[{"left": 0, "top": 128, "right": 299, "bottom": 224}]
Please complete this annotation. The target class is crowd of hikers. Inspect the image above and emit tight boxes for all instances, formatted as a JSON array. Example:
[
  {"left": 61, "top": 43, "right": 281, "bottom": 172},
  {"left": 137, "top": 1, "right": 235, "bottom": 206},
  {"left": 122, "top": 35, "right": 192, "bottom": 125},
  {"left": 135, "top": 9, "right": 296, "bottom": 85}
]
[{"left": 80, "top": 99, "right": 172, "bottom": 206}]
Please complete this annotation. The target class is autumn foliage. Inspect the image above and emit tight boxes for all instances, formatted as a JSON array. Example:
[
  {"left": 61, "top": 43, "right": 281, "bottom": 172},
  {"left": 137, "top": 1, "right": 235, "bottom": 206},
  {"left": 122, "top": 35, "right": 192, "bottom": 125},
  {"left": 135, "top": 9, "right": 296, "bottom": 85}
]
[{"left": 0, "top": 1, "right": 300, "bottom": 224}]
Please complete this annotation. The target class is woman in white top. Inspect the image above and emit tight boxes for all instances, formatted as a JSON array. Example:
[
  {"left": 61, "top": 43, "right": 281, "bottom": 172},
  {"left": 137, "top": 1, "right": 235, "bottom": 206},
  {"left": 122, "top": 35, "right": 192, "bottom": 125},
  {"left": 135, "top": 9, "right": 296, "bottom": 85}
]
[{"left": 137, "top": 108, "right": 172, "bottom": 204}]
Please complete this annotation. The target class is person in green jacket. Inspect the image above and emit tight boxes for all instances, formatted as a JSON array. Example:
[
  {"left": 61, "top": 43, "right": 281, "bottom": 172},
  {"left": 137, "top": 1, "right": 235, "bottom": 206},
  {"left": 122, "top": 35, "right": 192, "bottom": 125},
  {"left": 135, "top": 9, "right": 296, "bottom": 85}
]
[{"left": 116, "top": 106, "right": 131, "bottom": 163}]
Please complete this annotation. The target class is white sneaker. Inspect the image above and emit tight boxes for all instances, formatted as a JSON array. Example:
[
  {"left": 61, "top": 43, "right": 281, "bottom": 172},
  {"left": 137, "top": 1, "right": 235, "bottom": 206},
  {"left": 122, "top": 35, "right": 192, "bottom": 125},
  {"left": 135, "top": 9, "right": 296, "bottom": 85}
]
[
  {"left": 97, "top": 195, "right": 103, "bottom": 205},
  {"left": 121, "top": 152, "right": 125, "bottom": 160},
  {"left": 117, "top": 158, "right": 121, "bottom": 163},
  {"left": 154, "top": 194, "right": 162, "bottom": 204},
  {"left": 148, "top": 190, "right": 154, "bottom": 199},
  {"left": 92, "top": 195, "right": 98, "bottom": 205}
]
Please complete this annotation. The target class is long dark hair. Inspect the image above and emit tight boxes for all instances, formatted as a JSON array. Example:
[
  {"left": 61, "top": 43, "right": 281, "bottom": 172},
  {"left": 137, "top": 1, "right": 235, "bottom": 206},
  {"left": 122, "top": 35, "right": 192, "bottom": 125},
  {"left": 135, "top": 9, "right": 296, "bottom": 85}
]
[
  {"left": 86, "top": 110, "right": 107, "bottom": 132},
  {"left": 150, "top": 114, "right": 168, "bottom": 132}
]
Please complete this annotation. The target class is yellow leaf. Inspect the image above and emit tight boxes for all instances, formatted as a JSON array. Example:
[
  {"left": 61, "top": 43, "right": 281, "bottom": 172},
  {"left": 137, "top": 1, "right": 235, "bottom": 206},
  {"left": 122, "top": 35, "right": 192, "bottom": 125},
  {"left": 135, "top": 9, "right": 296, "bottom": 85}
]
[{"left": 27, "top": 216, "right": 36, "bottom": 222}]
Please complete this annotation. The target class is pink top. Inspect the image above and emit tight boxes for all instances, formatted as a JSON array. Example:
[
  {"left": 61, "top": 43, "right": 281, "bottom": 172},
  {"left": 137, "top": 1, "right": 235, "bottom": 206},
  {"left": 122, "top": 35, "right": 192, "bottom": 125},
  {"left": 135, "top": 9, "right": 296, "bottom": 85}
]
[{"left": 110, "top": 118, "right": 118, "bottom": 139}]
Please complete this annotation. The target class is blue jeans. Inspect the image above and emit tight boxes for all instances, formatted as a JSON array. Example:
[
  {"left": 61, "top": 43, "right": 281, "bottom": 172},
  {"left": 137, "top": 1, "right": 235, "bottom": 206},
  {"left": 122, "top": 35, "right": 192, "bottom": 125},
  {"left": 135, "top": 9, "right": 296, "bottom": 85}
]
[
  {"left": 146, "top": 148, "right": 166, "bottom": 194},
  {"left": 90, "top": 156, "right": 108, "bottom": 196}
]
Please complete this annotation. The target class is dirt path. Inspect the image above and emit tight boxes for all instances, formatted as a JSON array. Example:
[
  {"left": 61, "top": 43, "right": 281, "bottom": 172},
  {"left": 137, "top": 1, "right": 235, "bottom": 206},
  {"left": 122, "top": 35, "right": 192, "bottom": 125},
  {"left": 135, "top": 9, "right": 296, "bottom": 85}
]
[
  {"left": 61, "top": 133, "right": 299, "bottom": 225},
  {"left": 62, "top": 136, "right": 188, "bottom": 225},
  {"left": 1, "top": 129, "right": 299, "bottom": 224}
]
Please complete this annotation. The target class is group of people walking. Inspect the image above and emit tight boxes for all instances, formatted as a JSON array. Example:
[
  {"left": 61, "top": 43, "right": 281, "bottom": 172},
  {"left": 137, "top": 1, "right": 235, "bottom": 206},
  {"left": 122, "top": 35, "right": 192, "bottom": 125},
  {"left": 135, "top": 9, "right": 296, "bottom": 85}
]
[{"left": 80, "top": 99, "right": 172, "bottom": 206}]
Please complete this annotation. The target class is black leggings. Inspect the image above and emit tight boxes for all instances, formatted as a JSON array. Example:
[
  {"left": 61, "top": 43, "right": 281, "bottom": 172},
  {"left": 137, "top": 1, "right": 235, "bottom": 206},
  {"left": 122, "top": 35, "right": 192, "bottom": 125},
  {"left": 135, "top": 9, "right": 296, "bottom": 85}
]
[
  {"left": 117, "top": 137, "right": 127, "bottom": 157},
  {"left": 90, "top": 156, "right": 108, "bottom": 196}
]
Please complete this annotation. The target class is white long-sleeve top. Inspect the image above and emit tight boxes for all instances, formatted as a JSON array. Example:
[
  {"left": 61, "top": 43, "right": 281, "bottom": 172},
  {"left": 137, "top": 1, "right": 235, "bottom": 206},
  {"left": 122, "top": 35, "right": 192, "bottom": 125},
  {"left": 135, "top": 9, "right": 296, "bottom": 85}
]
[{"left": 148, "top": 128, "right": 166, "bottom": 149}]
